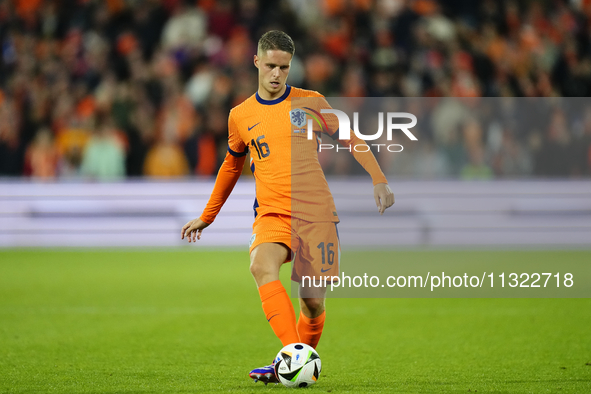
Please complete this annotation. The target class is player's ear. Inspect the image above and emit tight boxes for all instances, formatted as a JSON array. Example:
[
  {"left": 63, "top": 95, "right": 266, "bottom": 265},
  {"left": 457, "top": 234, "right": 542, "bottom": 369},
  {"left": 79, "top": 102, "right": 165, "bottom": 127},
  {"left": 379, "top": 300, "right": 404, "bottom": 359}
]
[{"left": 254, "top": 55, "right": 259, "bottom": 69}]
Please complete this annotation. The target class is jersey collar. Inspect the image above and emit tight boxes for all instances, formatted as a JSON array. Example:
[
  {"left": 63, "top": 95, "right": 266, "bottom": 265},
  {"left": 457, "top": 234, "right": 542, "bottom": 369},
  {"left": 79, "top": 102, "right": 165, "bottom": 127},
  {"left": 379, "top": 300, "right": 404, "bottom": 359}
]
[{"left": 255, "top": 85, "right": 291, "bottom": 105}]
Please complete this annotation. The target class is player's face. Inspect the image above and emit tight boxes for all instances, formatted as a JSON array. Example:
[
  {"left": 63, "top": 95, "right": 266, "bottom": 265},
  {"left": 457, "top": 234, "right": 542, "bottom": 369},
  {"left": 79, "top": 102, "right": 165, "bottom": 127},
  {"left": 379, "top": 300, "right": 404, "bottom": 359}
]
[{"left": 254, "top": 49, "right": 292, "bottom": 100}]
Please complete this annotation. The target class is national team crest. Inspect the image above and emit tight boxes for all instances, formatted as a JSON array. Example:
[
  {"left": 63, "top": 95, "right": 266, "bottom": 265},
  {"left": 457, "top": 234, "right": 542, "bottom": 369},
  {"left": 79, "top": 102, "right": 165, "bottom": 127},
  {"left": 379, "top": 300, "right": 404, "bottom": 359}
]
[{"left": 290, "top": 108, "right": 307, "bottom": 128}]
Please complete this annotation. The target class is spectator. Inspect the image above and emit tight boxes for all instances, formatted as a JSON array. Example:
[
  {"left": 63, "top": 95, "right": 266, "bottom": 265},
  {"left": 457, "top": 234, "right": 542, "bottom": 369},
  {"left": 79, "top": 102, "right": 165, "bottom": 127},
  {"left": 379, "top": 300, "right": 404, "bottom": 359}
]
[
  {"left": 161, "top": 2, "right": 207, "bottom": 52},
  {"left": 143, "top": 135, "right": 190, "bottom": 178},
  {"left": 80, "top": 117, "right": 126, "bottom": 180},
  {"left": 24, "top": 128, "right": 59, "bottom": 179},
  {"left": 534, "top": 108, "right": 576, "bottom": 177},
  {"left": 461, "top": 145, "right": 493, "bottom": 180},
  {"left": 0, "top": 95, "right": 22, "bottom": 176}
]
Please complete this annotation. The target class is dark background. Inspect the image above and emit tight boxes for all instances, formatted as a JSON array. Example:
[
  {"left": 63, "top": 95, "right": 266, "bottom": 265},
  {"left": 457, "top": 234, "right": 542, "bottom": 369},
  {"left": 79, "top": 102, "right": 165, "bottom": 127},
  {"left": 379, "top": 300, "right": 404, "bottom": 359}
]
[{"left": 1, "top": 0, "right": 591, "bottom": 180}]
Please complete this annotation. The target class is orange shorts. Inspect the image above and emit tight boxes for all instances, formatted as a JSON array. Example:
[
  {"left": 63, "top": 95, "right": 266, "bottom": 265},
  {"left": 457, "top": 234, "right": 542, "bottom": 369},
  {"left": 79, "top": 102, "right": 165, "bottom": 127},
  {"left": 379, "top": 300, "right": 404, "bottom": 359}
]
[{"left": 249, "top": 213, "right": 340, "bottom": 283}]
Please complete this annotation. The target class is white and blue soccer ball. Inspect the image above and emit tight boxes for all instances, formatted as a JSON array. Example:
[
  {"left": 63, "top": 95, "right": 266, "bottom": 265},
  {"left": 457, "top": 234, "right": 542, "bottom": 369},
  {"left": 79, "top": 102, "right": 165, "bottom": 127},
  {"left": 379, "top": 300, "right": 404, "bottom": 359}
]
[{"left": 274, "top": 343, "right": 321, "bottom": 388}]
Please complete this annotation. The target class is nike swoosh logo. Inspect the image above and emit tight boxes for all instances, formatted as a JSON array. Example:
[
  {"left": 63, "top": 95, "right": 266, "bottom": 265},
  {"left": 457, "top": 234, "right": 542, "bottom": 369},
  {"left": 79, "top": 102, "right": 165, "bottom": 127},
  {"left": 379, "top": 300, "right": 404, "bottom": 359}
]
[
  {"left": 248, "top": 122, "right": 261, "bottom": 131},
  {"left": 267, "top": 314, "right": 279, "bottom": 322},
  {"left": 320, "top": 268, "right": 332, "bottom": 273}
]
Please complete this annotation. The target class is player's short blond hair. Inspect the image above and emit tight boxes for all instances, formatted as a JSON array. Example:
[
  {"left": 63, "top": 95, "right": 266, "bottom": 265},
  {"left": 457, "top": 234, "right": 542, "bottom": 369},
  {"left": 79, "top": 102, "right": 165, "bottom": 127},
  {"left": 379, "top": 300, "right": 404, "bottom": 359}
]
[{"left": 257, "top": 30, "right": 295, "bottom": 56}]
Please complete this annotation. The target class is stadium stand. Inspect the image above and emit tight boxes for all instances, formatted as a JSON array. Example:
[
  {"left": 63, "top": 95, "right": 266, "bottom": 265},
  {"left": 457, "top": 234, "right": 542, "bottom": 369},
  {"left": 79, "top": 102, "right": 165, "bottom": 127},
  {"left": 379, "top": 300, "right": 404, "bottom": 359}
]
[{"left": 1, "top": 0, "right": 591, "bottom": 179}]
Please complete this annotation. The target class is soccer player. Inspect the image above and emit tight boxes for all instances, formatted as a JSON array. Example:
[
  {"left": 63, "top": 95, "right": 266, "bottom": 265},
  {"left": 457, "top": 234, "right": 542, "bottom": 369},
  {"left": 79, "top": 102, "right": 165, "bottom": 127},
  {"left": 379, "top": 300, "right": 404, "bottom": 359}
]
[{"left": 181, "top": 30, "right": 394, "bottom": 384}]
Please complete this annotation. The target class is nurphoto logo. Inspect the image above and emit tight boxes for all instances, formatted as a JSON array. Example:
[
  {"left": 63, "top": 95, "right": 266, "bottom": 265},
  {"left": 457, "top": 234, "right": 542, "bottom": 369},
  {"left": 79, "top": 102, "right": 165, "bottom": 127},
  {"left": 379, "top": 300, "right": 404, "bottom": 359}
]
[{"left": 296, "top": 108, "right": 418, "bottom": 152}]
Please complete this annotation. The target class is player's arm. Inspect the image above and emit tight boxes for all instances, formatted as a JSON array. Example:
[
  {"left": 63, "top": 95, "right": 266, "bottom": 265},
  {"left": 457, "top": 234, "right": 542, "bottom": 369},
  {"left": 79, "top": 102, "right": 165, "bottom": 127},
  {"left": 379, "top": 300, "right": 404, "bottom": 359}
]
[
  {"left": 181, "top": 150, "right": 246, "bottom": 242},
  {"left": 337, "top": 133, "right": 394, "bottom": 214},
  {"left": 315, "top": 95, "right": 394, "bottom": 214},
  {"left": 181, "top": 114, "right": 248, "bottom": 242}
]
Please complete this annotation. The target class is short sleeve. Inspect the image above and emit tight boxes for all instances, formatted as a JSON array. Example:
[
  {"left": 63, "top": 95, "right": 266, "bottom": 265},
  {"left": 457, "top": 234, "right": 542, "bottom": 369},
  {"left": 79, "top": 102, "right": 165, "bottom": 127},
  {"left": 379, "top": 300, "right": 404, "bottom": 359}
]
[{"left": 227, "top": 112, "right": 248, "bottom": 157}]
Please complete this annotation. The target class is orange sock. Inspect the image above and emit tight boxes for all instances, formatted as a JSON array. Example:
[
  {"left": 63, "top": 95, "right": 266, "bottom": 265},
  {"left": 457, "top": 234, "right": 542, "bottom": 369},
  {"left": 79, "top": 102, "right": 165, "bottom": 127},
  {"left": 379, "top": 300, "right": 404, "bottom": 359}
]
[
  {"left": 258, "top": 280, "right": 299, "bottom": 346},
  {"left": 296, "top": 310, "right": 325, "bottom": 349}
]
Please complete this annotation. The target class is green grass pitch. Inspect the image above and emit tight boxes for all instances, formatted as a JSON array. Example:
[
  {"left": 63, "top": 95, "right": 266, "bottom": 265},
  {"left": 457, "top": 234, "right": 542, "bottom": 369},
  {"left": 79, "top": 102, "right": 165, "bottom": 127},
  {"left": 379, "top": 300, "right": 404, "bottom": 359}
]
[{"left": 1, "top": 249, "right": 590, "bottom": 393}]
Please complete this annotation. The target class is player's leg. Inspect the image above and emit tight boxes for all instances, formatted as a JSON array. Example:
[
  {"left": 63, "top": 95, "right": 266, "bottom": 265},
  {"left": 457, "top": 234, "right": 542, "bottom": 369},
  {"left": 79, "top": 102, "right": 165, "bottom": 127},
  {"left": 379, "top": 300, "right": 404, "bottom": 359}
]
[
  {"left": 293, "top": 220, "right": 339, "bottom": 349},
  {"left": 250, "top": 242, "right": 299, "bottom": 346},
  {"left": 249, "top": 242, "right": 287, "bottom": 286},
  {"left": 297, "top": 286, "right": 327, "bottom": 349},
  {"left": 248, "top": 214, "right": 299, "bottom": 384},
  {"left": 299, "top": 289, "right": 325, "bottom": 317}
]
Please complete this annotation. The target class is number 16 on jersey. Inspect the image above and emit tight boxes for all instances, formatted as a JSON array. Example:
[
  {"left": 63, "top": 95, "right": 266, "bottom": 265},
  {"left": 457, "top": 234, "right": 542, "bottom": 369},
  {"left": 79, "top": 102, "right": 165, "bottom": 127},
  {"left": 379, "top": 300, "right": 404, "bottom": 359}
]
[{"left": 251, "top": 135, "right": 270, "bottom": 159}]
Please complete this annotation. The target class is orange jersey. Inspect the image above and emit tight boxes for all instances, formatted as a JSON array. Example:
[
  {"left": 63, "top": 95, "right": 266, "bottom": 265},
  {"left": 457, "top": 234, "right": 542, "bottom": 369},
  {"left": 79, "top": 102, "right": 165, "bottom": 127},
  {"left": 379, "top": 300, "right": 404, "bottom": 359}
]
[{"left": 200, "top": 85, "right": 387, "bottom": 224}]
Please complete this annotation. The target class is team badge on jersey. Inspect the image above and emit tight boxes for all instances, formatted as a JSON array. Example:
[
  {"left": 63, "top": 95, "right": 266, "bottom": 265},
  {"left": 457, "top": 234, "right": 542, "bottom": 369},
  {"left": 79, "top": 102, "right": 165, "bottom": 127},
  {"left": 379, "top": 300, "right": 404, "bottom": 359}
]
[
  {"left": 290, "top": 108, "right": 307, "bottom": 128},
  {"left": 249, "top": 234, "right": 257, "bottom": 247}
]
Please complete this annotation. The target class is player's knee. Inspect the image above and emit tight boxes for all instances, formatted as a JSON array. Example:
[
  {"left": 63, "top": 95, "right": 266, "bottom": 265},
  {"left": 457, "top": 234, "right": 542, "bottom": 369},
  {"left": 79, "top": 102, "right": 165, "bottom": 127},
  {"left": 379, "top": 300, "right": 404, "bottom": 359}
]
[
  {"left": 249, "top": 259, "right": 274, "bottom": 280},
  {"left": 249, "top": 243, "right": 287, "bottom": 285},
  {"left": 302, "top": 297, "right": 324, "bottom": 315},
  {"left": 249, "top": 259, "right": 262, "bottom": 278}
]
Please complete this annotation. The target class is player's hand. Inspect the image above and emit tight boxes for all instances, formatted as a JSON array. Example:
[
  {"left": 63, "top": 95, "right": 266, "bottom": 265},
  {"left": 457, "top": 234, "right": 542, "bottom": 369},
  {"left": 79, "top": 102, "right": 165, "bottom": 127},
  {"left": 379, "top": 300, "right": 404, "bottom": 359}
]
[
  {"left": 181, "top": 218, "right": 210, "bottom": 243},
  {"left": 374, "top": 183, "right": 394, "bottom": 215}
]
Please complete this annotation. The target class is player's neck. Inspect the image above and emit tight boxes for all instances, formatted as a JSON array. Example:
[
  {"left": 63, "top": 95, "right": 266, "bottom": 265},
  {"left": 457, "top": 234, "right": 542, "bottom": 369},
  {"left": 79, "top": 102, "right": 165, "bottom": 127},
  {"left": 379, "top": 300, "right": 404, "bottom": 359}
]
[{"left": 257, "top": 84, "right": 287, "bottom": 101}]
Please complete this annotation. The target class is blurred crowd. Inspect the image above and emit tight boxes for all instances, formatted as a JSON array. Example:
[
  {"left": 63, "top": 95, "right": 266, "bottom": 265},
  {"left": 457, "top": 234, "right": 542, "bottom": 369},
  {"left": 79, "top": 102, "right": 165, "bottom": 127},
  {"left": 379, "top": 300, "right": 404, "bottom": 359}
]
[{"left": 1, "top": 0, "right": 591, "bottom": 180}]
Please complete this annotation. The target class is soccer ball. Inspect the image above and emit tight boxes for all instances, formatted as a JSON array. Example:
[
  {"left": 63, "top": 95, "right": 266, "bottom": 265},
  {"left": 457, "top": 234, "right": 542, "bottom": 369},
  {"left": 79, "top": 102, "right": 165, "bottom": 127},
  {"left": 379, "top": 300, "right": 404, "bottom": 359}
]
[{"left": 274, "top": 343, "right": 321, "bottom": 388}]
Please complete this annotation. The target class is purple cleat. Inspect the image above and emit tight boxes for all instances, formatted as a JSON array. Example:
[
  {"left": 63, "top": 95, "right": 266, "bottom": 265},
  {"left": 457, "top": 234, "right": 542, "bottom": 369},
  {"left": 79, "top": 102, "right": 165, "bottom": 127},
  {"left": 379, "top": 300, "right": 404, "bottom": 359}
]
[{"left": 249, "top": 359, "right": 279, "bottom": 385}]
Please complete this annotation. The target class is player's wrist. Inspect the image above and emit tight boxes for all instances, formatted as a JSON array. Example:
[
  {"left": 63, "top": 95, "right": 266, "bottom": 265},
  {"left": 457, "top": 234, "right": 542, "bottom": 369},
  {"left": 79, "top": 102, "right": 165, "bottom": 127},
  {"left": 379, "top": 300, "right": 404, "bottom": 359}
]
[{"left": 199, "top": 216, "right": 213, "bottom": 225}]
